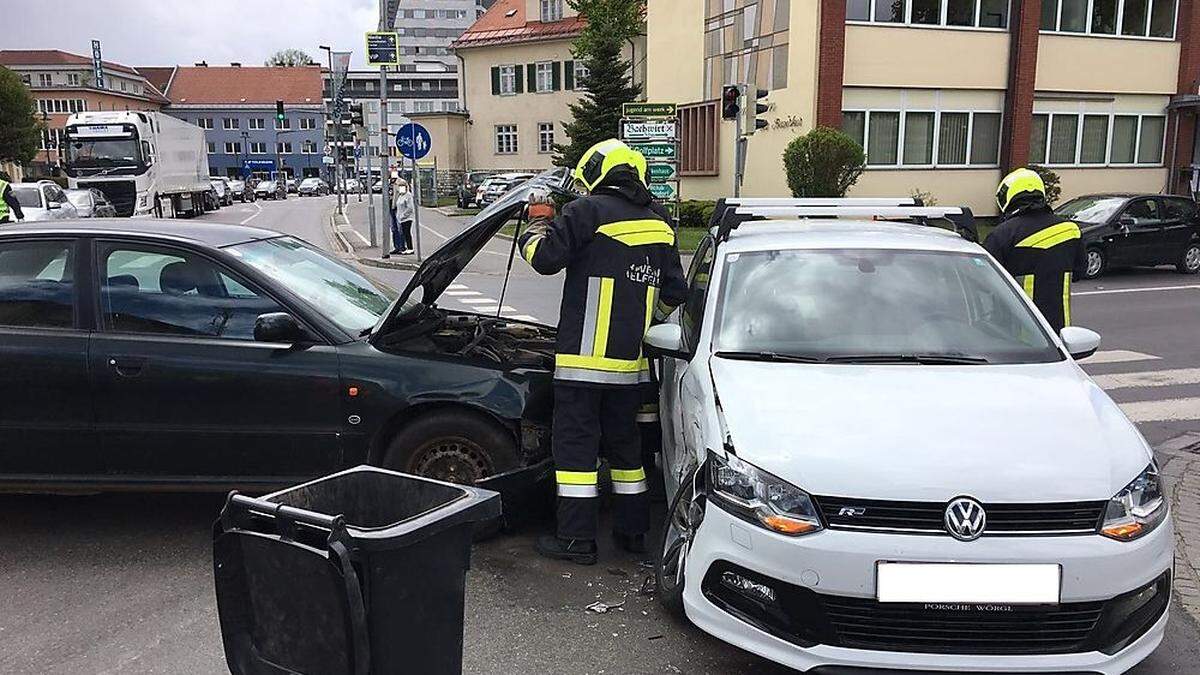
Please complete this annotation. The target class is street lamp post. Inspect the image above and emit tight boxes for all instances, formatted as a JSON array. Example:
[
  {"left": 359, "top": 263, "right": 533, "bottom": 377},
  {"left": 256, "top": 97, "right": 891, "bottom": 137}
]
[{"left": 240, "top": 130, "right": 249, "bottom": 179}]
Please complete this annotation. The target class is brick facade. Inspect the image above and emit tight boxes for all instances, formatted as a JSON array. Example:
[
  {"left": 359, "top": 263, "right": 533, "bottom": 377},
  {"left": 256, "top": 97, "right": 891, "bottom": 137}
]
[
  {"left": 816, "top": 0, "right": 847, "bottom": 129},
  {"left": 1170, "top": 0, "right": 1200, "bottom": 193},
  {"left": 999, "top": 0, "right": 1042, "bottom": 174}
]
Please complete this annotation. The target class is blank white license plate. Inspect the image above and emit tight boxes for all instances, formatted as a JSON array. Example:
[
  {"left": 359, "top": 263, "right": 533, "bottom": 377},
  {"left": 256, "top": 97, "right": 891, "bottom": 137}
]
[{"left": 876, "top": 562, "right": 1060, "bottom": 604}]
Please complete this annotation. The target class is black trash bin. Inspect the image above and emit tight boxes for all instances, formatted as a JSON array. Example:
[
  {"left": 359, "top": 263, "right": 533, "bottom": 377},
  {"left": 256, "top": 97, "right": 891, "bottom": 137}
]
[{"left": 213, "top": 465, "right": 501, "bottom": 675}]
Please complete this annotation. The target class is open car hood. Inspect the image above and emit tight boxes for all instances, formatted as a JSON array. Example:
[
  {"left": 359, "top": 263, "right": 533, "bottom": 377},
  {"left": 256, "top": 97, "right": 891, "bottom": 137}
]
[{"left": 373, "top": 167, "right": 571, "bottom": 335}]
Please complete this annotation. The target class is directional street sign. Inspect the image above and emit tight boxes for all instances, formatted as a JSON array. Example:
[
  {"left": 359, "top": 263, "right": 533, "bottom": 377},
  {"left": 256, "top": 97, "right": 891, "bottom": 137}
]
[
  {"left": 630, "top": 142, "right": 676, "bottom": 160},
  {"left": 623, "top": 102, "right": 678, "bottom": 118},
  {"left": 622, "top": 120, "right": 677, "bottom": 141},
  {"left": 648, "top": 182, "right": 677, "bottom": 200},
  {"left": 395, "top": 122, "right": 432, "bottom": 160},
  {"left": 365, "top": 32, "right": 400, "bottom": 66},
  {"left": 647, "top": 163, "right": 676, "bottom": 182}
]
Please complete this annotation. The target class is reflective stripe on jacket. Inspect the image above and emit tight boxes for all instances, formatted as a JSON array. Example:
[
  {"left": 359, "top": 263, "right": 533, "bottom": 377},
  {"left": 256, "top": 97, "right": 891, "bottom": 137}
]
[
  {"left": 0, "top": 180, "right": 10, "bottom": 220},
  {"left": 984, "top": 206, "right": 1082, "bottom": 332}
]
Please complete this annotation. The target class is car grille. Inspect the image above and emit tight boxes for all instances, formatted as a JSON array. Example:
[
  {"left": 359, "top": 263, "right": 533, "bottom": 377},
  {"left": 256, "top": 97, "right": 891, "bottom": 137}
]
[
  {"left": 820, "top": 595, "right": 1104, "bottom": 655},
  {"left": 78, "top": 180, "right": 137, "bottom": 217},
  {"left": 812, "top": 495, "right": 1107, "bottom": 536}
]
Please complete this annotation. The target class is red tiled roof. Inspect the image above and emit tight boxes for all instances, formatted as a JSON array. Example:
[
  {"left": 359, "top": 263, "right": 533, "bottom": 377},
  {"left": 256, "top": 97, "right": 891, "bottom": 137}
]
[
  {"left": 452, "top": 0, "right": 586, "bottom": 49},
  {"left": 0, "top": 49, "right": 141, "bottom": 76},
  {"left": 165, "top": 65, "right": 324, "bottom": 105},
  {"left": 135, "top": 66, "right": 176, "bottom": 95}
]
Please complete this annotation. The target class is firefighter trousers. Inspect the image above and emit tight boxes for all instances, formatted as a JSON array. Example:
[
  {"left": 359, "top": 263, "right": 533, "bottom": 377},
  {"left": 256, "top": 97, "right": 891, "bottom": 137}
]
[{"left": 553, "top": 383, "right": 649, "bottom": 540}]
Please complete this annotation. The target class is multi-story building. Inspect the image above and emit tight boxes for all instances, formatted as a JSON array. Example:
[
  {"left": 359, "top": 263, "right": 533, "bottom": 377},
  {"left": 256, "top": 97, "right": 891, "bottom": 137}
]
[
  {"left": 152, "top": 64, "right": 326, "bottom": 180},
  {"left": 395, "top": 0, "right": 494, "bottom": 71},
  {"left": 324, "top": 69, "right": 462, "bottom": 159},
  {"left": 0, "top": 49, "right": 168, "bottom": 176},
  {"left": 646, "top": 0, "right": 1198, "bottom": 214}
]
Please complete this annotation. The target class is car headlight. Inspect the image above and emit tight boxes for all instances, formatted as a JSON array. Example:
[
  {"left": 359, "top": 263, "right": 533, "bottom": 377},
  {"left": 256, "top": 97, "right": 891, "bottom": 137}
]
[
  {"left": 707, "top": 451, "right": 822, "bottom": 536},
  {"left": 1100, "top": 463, "right": 1167, "bottom": 541}
]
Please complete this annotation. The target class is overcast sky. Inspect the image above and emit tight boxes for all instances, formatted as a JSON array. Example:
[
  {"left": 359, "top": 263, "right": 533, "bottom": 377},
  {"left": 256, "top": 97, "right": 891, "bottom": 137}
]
[{"left": 8, "top": 0, "right": 383, "bottom": 69}]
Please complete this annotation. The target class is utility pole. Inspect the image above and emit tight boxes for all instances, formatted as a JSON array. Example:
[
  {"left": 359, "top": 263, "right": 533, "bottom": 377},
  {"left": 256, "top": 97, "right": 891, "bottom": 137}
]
[{"left": 378, "top": 0, "right": 392, "bottom": 257}]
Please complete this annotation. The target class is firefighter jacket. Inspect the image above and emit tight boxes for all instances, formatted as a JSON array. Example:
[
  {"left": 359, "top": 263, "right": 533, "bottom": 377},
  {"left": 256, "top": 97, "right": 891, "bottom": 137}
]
[
  {"left": 984, "top": 203, "right": 1082, "bottom": 332},
  {"left": 518, "top": 179, "right": 688, "bottom": 386}
]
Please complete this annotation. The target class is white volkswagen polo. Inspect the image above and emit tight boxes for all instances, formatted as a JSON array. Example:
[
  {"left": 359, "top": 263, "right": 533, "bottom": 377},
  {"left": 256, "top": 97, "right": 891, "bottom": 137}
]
[{"left": 646, "top": 203, "right": 1172, "bottom": 674}]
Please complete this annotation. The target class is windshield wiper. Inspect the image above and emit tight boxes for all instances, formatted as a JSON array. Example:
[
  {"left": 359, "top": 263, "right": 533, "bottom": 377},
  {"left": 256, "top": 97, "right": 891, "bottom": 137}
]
[
  {"left": 824, "top": 353, "right": 989, "bottom": 365},
  {"left": 714, "top": 350, "right": 822, "bottom": 364}
]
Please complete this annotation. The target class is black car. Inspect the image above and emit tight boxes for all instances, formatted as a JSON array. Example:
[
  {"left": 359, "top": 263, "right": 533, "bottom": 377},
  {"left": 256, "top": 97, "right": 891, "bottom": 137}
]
[
  {"left": 0, "top": 173, "right": 569, "bottom": 495},
  {"left": 1055, "top": 193, "right": 1200, "bottom": 279},
  {"left": 457, "top": 171, "right": 494, "bottom": 208}
]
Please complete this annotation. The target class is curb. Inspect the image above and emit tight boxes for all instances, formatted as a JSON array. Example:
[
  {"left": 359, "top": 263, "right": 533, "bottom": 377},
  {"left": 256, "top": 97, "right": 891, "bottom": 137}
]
[
  {"left": 326, "top": 208, "right": 423, "bottom": 271},
  {"left": 358, "top": 256, "right": 422, "bottom": 271},
  {"left": 1158, "top": 433, "right": 1200, "bottom": 626}
]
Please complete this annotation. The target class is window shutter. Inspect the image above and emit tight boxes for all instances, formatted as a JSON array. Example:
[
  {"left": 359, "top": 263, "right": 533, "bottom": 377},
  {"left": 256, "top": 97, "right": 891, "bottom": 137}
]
[
  {"left": 527, "top": 64, "right": 537, "bottom": 91},
  {"left": 564, "top": 60, "right": 575, "bottom": 90},
  {"left": 491, "top": 66, "right": 500, "bottom": 95},
  {"left": 552, "top": 62, "right": 561, "bottom": 91},
  {"left": 514, "top": 67, "right": 524, "bottom": 94}
]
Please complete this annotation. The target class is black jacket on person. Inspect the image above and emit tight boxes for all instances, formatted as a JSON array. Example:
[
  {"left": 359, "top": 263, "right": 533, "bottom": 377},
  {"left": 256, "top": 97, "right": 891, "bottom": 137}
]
[
  {"left": 1, "top": 184, "right": 24, "bottom": 221},
  {"left": 518, "top": 171, "right": 688, "bottom": 386},
  {"left": 984, "top": 201, "right": 1082, "bottom": 332}
]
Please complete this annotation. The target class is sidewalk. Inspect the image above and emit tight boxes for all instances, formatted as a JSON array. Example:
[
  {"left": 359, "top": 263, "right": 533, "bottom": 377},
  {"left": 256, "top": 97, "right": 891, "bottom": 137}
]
[
  {"left": 1160, "top": 433, "right": 1200, "bottom": 623},
  {"left": 328, "top": 199, "right": 423, "bottom": 271}
]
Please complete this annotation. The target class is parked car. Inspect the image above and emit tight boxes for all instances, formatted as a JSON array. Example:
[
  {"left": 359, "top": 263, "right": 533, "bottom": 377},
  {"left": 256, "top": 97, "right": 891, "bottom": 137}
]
[
  {"left": 7, "top": 181, "right": 80, "bottom": 222},
  {"left": 210, "top": 178, "right": 234, "bottom": 207},
  {"left": 0, "top": 170, "right": 571, "bottom": 498},
  {"left": 478, "top": 173, "right": 534, "bottom": 206},
  {"left": 227, "top": 179, "right": 255, "bottom": 203},
  {"left": 644, "top": 205, "right": 1171, "bottom": 674},
  {"left": 1054, "top": 193, "right": 1200, "bottom": 279},
  {"left": 254, "top": 180, "right": 281, "bottom": 200},
  {"left": 286, "top": 178, "right": 298, "bottom": 194},
  {"left": 298, "top": 178, "right": 329, "bottom": 197},
  {"left": 457, "top": 171, "right": 494, "bottom": 208},
  {"left": 64, "top": 188, "right": 118, "bottom": 218},
  {"left": 343, "top": 178, "right": 361, "bottom": 193}
]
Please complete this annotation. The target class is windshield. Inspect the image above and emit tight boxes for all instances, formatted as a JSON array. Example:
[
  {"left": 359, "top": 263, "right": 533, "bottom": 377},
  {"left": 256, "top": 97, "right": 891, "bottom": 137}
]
[
  {"left": 65, "top": 138, "right": 141, "bottom": 167},
  {"left": 713, "top": 248, "right": 1062, "bottom": 364},
  {"left": 300, "top": 179, "right": 320, "bottom": 187},
  {"left": 1055, "top": 196, "right": 1126, "bottom": 223},
  {"left": 225, "top": 236, "right": 397, "bottom": 335},
  {"left": 12, "top": 187, "right": 42, "bottom": 208}
]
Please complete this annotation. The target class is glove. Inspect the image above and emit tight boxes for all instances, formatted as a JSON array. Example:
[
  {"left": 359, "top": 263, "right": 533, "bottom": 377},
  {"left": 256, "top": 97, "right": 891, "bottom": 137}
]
[{"left": 526, "top": 187, "right": 555, "bottom": 229}]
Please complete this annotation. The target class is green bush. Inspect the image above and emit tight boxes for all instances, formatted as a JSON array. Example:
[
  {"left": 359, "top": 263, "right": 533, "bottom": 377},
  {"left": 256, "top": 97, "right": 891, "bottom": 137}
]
[
  {"left": 677, "top": 199, "right": 716, "bottom": 230},
  {"left": 1029, "top": 165, "right": 1062, "bottom": 206},
  {"left": 782, "top": 126, "right": 865, "bottom": 198}
]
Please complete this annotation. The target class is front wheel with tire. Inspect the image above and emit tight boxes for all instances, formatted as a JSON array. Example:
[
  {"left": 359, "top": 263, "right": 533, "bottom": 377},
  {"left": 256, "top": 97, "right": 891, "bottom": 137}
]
[
  {"left": 656, "top": 467, "right": 703, "bottom": 619},
  {"left": 381, "top": 409, "right": 518, "bottom": 486},
  {"left": 1178, "top": 241, "right": 1200, "bottom": 274},
  {"left": 1082, "top": 247, "right": 1106, "bottom": 280}
]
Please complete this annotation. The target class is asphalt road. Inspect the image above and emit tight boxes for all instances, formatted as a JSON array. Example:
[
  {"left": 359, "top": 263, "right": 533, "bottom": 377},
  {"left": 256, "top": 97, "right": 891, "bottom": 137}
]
[{"left": 1, "top": 196, "right": 1198, "bottom": 674}]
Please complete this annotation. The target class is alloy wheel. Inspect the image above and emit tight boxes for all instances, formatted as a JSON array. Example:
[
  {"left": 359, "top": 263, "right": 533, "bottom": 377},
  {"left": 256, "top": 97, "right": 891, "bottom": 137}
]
[
  {"left": 1086, "top": 250, "right": 1104, "bottom": 277},
  {"left": 1186, "top": 245, "right": 1200, "bottom": 272}
]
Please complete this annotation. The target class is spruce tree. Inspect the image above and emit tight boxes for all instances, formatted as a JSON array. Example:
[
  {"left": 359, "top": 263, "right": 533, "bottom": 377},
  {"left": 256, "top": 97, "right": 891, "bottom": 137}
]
[{"left": 554, "top": 0, "right": 644, "bottom": 170}]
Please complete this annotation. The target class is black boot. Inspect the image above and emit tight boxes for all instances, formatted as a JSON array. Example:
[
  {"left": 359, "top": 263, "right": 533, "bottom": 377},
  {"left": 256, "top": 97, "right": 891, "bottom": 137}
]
[
  {"left": 613, "top": 532, "right": 647, "bottom": 554},
  {"left": 535, "top": 535, "right": 597, "bottom": 565}
]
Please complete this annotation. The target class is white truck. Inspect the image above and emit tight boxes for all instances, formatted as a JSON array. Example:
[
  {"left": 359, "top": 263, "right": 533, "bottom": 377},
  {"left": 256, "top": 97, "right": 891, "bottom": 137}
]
[{"left": 62, "top": 111, "right": 213, "bottom": 217}]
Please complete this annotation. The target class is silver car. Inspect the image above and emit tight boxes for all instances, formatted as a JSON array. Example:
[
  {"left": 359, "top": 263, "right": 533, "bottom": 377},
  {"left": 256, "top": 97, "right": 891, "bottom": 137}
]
[
  {"left": 65, "top": 188, "right": 118, "bottom": 218},
  {"left": 9, "top": 181, "right": 79, "bottom": 222}
]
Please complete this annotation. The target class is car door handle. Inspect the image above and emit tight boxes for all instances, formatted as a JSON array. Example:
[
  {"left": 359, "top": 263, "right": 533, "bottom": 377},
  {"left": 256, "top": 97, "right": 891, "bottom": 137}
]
[{"left": 108, "top": 356, "right": 147, "bottom": 378}]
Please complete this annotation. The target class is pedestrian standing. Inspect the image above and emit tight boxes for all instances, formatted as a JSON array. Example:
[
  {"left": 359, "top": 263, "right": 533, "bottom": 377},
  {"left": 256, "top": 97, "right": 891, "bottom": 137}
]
[
  {"left": 391, "top": 178, "right": 415, "bottom": 255},
  {"left": 518, "top": 139, "right": 688, "bottom": 565}
]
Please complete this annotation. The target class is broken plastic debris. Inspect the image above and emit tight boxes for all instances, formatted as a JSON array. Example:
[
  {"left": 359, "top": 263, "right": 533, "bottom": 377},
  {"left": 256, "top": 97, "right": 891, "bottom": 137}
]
[{"left": 585, "top": 600, "right": 626, "bottom": 614}]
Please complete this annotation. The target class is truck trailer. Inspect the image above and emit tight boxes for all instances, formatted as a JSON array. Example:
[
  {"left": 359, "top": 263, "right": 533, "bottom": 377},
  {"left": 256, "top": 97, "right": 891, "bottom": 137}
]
[{"left": 62, "top": 111, "right": 213, "bottom": 217}]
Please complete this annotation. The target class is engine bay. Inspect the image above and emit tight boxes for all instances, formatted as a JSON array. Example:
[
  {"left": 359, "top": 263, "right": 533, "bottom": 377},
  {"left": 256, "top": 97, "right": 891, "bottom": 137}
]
[{"left": 381, "top": 308, "right": 556, "bottom": 370}]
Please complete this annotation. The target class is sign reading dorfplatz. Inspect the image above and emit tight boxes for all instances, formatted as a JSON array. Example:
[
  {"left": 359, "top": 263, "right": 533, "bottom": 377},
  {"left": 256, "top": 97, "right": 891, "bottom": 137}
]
[
  {"left": 365, "top": 32, "right": 400, "bottom": 66},
  {"left": 623, "top": 102, "right": 677, "bottom": 118}
]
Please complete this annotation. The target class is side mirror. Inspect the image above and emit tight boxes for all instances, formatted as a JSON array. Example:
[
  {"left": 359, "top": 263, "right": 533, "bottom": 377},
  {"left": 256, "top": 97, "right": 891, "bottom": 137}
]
[
  {"left": 47, "top": 201, "right": 61, "bottom": 210},
  {"left": 644, "top": 323, "right": 691, "bottom": 360},
  {"left": 1060, "top": 326, "right": 1101, "bottom": 360},
  {"left": 254, "top": 312, "right": 307, "bottom": 344},
  {"left": 1117, "top": 216, "right": 1135, "bottom": 232}
]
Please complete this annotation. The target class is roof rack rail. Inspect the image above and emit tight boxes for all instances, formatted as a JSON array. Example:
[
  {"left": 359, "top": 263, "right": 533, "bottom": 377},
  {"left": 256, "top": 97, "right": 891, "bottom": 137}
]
[{"left": 709, "top": 198, "right": 978, "bottom": 244}]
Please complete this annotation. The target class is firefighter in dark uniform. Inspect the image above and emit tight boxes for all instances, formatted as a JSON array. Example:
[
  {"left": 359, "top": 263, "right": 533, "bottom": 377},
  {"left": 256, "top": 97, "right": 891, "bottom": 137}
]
[
  {"left": 519, "top": 139, "right": 688, "bottom": 565},
  {"left": 0, "top": 173, "right": 26, "bottom": 224},
  {"left": 984, "top": 168, "right": 1082, "bottom": 332}
]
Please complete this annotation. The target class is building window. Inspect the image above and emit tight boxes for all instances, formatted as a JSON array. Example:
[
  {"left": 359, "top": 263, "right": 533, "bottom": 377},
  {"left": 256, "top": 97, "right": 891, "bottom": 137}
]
[
  {"left": 250, "top": 142, "right": 268, "bottom": 155},
  {"left": 300, "top": 117, "right": 316, "bottom": 130},
  {"left": 38, "top": 73, "right": 52, "bottom": 87},
  {"left": 1041, "top": 0, "right": 1175, "bottom": 37},
  {"left": 540, "top": 0, "right": 564, "bottom": 22},
  {"left": 843, "top": 108, "right": 1002, "bottom": 167},
  {"left": 248, "top": 118, "right": 265, "bottom": 130},
  {"left": 679, "top": 100, "right": 720, "bottom": 176},
  {"left": 495, "top": 124, "right": 518, "bottom": 154},
  {"left": 498, "top": 65, "right": 518, "bottom": 95},
  {"left": 224, "top": 142, "right": 242, "bottom": 154},
  {"left": 302, "top": 140, "right": 317, "bottom": 154},
  {"left": 277, "top": 142, "right": 293, "bottom": 154},
  {"left": 573, "top": 61, "right": 590, "bottom": 90},
  {"left": 535, "top": 62, "right": 555, "bottom": 93},
  {"left": 67, "top": 73, "right": 81, "bottom": 86},
  {"left": 223, "top": 117, "right": 239, "bottom": 130},
  {"left": 1029, "top": 112, "right": 1165, "bottom": 166},
  {"left": 704, "top": 0, "right": 790, "bottom": 99},
  {"left": 276, "top": 117, "right": 291, "bottom": 130},
  {"left": 207, "top": 142, "right": 216, "bottom": 154},
  {"left": 198, "top": 117, "right": 214, "bottom": 129},
  {"left": 538, "top": 122, "right": 555, "bottom": 153},
  {"left": 848, "top": 0, "right": 1010, "bottom": 28}
]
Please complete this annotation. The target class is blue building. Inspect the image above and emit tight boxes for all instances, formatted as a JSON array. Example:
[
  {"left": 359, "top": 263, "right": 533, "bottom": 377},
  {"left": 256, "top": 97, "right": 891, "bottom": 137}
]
[{"left": 148, "top": 63, "right": 326, "bottom": 180}]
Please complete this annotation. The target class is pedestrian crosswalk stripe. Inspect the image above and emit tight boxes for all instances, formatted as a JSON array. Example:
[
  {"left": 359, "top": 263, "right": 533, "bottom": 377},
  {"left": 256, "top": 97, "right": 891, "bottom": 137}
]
[
  {"left": 447, "top": 284, "right": 469, "bottom": 290},
  {"left": 1081, "top": 350, "right": 1162, "bottom": 365},
  {"left": 458, "top": 297, "right": 497, "bottom": 304},
  {"left": 1118, "top": 398, "right": 1200, "bottom": 423},
  {"left": 1091, "top": 368, "right": 1200, "bottom": 390},
  {"left": 445, "top": 290, "right": 481, "bottom": 296}
]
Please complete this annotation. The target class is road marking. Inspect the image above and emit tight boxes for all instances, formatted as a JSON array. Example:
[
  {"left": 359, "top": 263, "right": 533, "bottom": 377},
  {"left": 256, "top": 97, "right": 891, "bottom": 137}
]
[
  {"left": 1092, "top": 368, "right": 1200, "bottom": 390},
  {"left": 421, "top": 225, "right": 449, "bottom": 241},
  {"left": 238, "top": 201, "right": 263, "bottom": 225},
  {"left": 508, "top": 314, "right": 540, "bottom": 322},
  {"left": 458, "top": 297, "right": 498, "bottom": 305},
  {"left": 448, "top": 284, "right": 470, "bottom": 290},
  {"left": 1119, "top": 398, "right": 1200, "bottom": 423},
  {"left": 1081, "top": 350, "right": 1162, "bottom": 365},
  {"left": 445, "top": 290, "right": 482, "bottom": 297},
  {"left": 1075, "top": 284, "right": 1200, "bottom": 296},
  {"left": 348, "top": 228, "right": 371, "bottom": 246}
]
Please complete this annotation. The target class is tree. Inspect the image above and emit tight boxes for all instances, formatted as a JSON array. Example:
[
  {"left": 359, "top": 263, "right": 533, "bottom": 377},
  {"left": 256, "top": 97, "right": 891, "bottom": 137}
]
[
  {"left": 553, "top": 0, "right": 644, "bottom": 170},
  {"left": 782, "top": 126, "right": 865, "bottom": 198},
  {"left": 1029, "top": 165, "right": 1062, "bottom": 206},
  {"left": 265, "top": 49, "right": 316, "bottom": 67},
  {"left": 0, "top": 66, "right": 41, "bottom": 166}
]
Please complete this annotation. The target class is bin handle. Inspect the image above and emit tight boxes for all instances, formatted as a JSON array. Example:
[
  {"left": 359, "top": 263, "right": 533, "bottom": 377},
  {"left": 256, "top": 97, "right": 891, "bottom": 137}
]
[
  {"left": 228, "top": 493, "right": 343, "bottom": 530},
  {"left": 329, "top": 536, "right": 371, "bottom": 675}
]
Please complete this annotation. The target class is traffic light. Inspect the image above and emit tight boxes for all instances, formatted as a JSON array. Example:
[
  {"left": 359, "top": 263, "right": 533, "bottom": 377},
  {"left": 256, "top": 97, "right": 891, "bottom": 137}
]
[
  {"left": 745, "top": 87, "right": 769, "bottom": 134},
  {"left": 275, "top": 100, "right": 285, "bottom": 124},
  {"left": 721, "top": 85, "right": 741, "bottom": 121},
  {"left": 349, "top": 102, "right": 364, "bottom": 127}
]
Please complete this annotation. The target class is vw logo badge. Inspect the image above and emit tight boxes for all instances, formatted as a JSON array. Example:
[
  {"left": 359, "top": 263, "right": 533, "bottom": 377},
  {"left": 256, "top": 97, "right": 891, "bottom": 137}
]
[{"left": 944, "top": 497, "right": 987, "bottom": 541}]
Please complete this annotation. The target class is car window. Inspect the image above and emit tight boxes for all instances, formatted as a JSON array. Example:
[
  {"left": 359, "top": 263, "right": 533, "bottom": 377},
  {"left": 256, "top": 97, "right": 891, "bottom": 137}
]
[
  {"left": 100, "top": 244, "right": 284, "bottom": 340},
  {"left": 41, "top": 185, "right": 56, "bottom": 203},
  {"left": 1054, "top": 196, "right": 1125, "bottom": 223},
  {"left": 1123, "top": 199, "right": 1161, "bottom": 226},
  {"left": 12, "top": 187, "right": 42, "bottom": 208},
  {"left": 65, "top": 191, "right": 90, "bottom": 208},
  {"left": 1161, "top": 198, "right": 1195, "bottom": 220},
  {"left": 0, "top": 240, "right": 75, "bottom": 329},
  {"left": 681, "top": 236, "right": 715, "bottom": 349}
]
